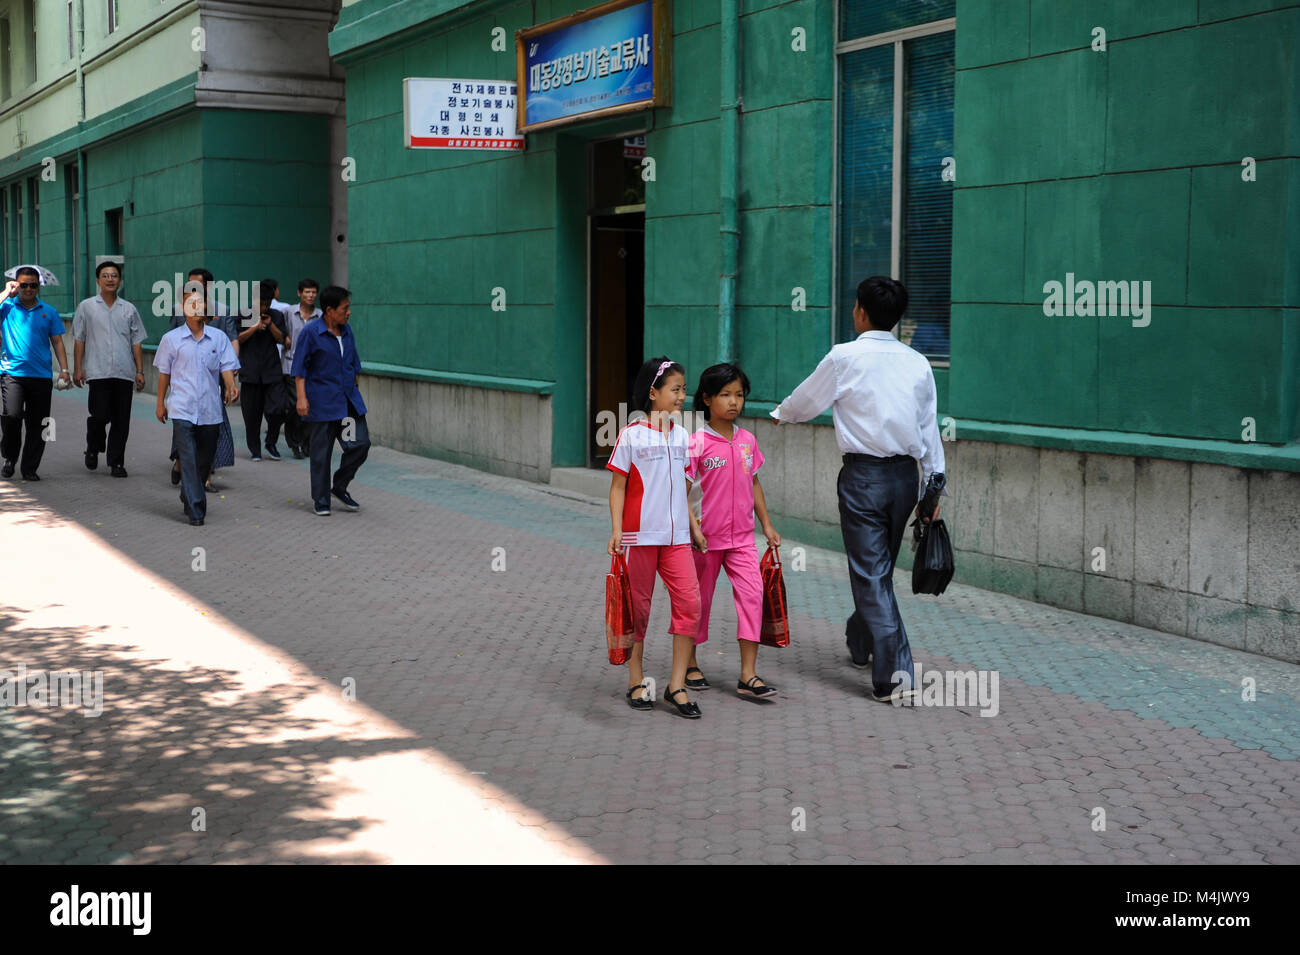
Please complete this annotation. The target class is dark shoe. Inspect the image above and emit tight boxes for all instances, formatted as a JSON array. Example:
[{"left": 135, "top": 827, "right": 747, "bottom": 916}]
[
  {"left": 171, "top": 463, "right": 182, "bottom": 485},
  {"left": 110, "top": 465, "right": 128, "bottom": 478},
  {"left": 264, "top": 444, "right": 281, "bottom": 461},
  {"left": 84, "top": 452, "right": 98, "bottom": 470},
  {"left": 20, "top": 472, "right": 39, "bottom": 481},
  {"left": 331, "top": 487, "right": 360, "bottom": 511},
  {"left": 1, "top": 460, "right": 13, "bottom": 478},
  {"left": 314, "top": 505, "right": 331, "bottom": 516},
  {"left": 664, "top": 686, "right": 701, "bottom": 719},
  {"left": 737, "top": 675, "right": 779, "bottom": 699},
  {"left": 685, "top": 666, "right": 710, "bottom": 690},
  {"left": 189, "top": 517, "right": 205, "bottom": 526},
  {"left": 291, "top": 445, "right": 307, "bottom": 460},
  {"left": 850, "top": 655, "right": 872, "bottom": 670},
  {"left": 250, "top": 454, "right": 262, "bottom": 463},
  {"left": 626, "top": 683, "right": 653, "bottom": 711}
]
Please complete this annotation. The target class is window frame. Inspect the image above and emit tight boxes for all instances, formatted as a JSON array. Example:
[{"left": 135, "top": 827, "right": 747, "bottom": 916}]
[{"left": 833, "top": 7, "right": 955, "bottom": 364}]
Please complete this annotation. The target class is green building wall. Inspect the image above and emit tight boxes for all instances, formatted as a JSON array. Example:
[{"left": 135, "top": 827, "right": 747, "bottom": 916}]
[
  {"left": 2, "top": 101, "right": 332, "bottom": 341},
  {"left": 951, "top": 0, "right": 1300, "bottom": 446}
]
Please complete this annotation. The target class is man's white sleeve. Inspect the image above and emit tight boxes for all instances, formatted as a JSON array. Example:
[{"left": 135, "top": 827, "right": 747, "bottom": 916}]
[{"left": 771, "top": 352, "right": 838, "bottom": 424}]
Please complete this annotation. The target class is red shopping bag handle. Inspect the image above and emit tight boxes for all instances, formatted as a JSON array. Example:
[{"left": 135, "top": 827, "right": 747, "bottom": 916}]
[{"left": 762, "top": 544, "right": 781, "bottom": 570}]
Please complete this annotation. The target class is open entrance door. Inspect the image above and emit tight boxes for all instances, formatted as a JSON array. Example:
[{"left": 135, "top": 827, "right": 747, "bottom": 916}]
[{"left": 588, "top": 136, "right": 646, "bottom": 468}]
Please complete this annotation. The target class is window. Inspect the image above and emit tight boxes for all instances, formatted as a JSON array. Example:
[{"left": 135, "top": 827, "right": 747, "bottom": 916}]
[
  {"left": 1, "top": 16, "right": 12, "bottom": 101},
  {"left": 67, "top": 1, "right": 74, "bottom": 59},
  {"left": 0, "top": 190, "right": 8, "bottom": 266},
  {"left": 21, "top": 0, "right": 33, "bottom": 85},
  {"left": 105, "top": 207, "right": 123, "bottom": 256},
  {"left": 107, "top": 0, "right": 117, "bottom": 35},
  {"left": 27, "top": 176, "right": 38, "bottom": 262},
  {"left": 838, "top": 1, "right": 955, "bottom": 361},
  {"left": 66, "top": 165, "right": 80, "bottom": 297},
  {"left": 11, "top": 182, "right": 24, "bottom": 262}
]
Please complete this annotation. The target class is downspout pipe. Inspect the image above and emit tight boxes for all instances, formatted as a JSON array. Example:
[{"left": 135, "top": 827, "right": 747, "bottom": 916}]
[
  {"left": 74, "top": 0, "right": 86, "bottom": 303},
  {"left": 717, "top": 0, "right": 740, "bottom": 362}
]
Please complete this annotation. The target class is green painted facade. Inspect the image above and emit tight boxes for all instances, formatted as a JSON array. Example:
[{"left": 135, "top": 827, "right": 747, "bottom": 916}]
[
  {"left": 952, "top": 0, "right": 1300, "bottom": 446},
  {"left": 1, "top": 97, "right": 333, "bottom": 340},
  {"left": 332, "top": 0, "right": 1299, "bottom": 470}
]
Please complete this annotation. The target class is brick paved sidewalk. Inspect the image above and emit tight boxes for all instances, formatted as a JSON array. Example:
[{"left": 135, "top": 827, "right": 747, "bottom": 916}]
[{"left": 0, "top": 388, "right": 1297, "bottom": 864}]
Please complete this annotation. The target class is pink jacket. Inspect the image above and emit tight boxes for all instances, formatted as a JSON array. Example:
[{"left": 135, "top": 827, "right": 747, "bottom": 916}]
[{"left": 686, "top": 423, "right": 765, "bottom": 550}]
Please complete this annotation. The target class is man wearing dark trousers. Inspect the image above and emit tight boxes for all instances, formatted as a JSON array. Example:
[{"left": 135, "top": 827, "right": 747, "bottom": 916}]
[
  {"left": 771, "top": 276, "right": 945, "bottom": 703},
  {"left": 0, "top": 269, "right": 72, "bottom": 480},
  {"left": 291, "top": 285, "right": 369, "bottom": 516},
  {"left": 236, "top": 280, "right": 288, "bottom": 461},
  {"left": 73, "top": 261, "right": 146, "bottom": 477},
  {"left": 154, "top": 297, "right": 240, "bottom": 525}
]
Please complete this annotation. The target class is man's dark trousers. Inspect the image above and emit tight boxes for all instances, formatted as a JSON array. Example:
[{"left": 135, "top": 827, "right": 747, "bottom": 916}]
[
  {"left": 173, "top": 419, "right": 218, "bottom": 520},
  {"left": 240, "top": 380, "right": 285, "bottom": 456},
  {"left": 85, "top": 378, "right": 135, "bottom": 467},
  {"left": 0, "top": 374, "right": 53, "bottom": 475},
  {"left": 279, "top": 375, "right": 304, "bottom": 451},
  {"left": 308, "top": 400, "right": 370, "bottom": 510},
  {"left": 838, "top": 453, "right": 918, "bottom": 694}
]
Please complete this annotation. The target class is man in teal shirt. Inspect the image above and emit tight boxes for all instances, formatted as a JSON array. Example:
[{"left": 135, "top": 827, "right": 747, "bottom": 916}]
[{"left": 1, "top": 267, "right": 71, "bottom": 480}]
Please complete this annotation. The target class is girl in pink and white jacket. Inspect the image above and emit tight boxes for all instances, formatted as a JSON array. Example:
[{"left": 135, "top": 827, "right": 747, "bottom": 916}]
[{"left": 685, "top": 363, "right": 781, "bottom": 699}]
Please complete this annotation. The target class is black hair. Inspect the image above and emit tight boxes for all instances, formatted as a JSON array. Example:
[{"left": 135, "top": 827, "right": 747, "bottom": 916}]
[
  {"left": 856, "top": 276, "right": 908, "bottom": 332},
  {"left": 319, "top": 285, "right": 351, "bottom": 313},
  {"left": 693, "top": 363, "right": 751, "bottom": 420},
  {"left": 631, "top": 356, "right": 686, "bottom": 414},
  {"left": 261, "top": 278, "right": 279, "bottom": 295},
  {"left": 258, "top": 279, "right": 278, "bottom": 308},
  {"left": 95, "top": 260, "right": 121, "bottom": 279},
  {"left": 187, "top": 267, "right": 214, "bottom": 285},
  {"left": 298, "top": 277, "right": 320, "bottom": 292},
  {"left": 15, "top": 266, "right": 40, "bottom": 281}
]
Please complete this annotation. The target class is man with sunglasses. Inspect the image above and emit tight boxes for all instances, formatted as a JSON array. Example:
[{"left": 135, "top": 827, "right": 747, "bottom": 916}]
[
  {"left": 72, "top": 261, "right": 146, "bottom": 477},
  {"left": 1, "top": 267, "right": 71, "bottom": 480}
]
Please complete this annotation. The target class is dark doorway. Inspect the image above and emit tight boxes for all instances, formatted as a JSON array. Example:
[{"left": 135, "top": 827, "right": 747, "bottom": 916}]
[{"left": 588, "top": 136, "right": 646, "bottom": 467}]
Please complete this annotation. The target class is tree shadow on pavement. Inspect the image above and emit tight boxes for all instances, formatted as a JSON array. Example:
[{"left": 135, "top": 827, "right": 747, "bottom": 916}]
[{"left": 0, "top": 607, "right": 419, "bottom": 864}]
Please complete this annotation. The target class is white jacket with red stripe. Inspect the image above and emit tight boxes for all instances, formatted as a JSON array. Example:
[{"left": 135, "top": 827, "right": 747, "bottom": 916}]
[{"left": 606, "top": 419, "right": 692, "bottom": 547}]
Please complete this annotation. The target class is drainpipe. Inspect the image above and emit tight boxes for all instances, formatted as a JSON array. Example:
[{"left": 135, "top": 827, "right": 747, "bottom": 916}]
[
  {"left": 717, "top": 0, "right": 740, "bottom": 362},
  {"left": 74, "top": 0, "right": 86, "bottom": 302}
]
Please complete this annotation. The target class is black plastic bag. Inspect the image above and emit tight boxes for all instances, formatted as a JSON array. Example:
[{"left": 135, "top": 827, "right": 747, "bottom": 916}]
[{"left": 911, "top": 518, "right": 954, "bottom": 595}]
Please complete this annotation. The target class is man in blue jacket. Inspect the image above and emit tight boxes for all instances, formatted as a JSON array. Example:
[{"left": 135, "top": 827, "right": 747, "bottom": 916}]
[{"left": 291, "top": 285, "right": 369, "bottom": 516}]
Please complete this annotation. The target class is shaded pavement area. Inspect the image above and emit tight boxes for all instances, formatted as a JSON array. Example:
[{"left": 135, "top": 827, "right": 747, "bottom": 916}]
[{"left": 1, "top": 388, "right": 1297, "bottom": 863}]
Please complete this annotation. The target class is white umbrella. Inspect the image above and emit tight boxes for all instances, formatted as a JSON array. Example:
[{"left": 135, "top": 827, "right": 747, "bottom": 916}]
[{"left": 4, "top": 264, "right": 60, "bottom": 285}]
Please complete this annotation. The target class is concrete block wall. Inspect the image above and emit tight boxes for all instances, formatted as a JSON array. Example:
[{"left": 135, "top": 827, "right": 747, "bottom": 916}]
[
  {"left": 358, "top": 375, "right": 552, "bottom": 484},
  {"left": 740, "top": 414, "right": 1300, "bottom": 665}
]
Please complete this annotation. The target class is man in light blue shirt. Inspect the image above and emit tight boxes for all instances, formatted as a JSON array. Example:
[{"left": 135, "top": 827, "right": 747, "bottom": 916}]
[
  {"left": 154, "top": 295, "right": 240, "bottom": 525},
  {"left": 1, "top": 267, "right": 72, "bottom": 480}
]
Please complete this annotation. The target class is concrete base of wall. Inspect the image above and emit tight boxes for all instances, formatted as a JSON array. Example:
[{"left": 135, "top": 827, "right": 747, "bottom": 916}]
[
  {"left": 357, "top": 374, "right": 552, "bottom": 484},
  {"left": 741, "top": 413, "right": 1300, "bottom": 665}
]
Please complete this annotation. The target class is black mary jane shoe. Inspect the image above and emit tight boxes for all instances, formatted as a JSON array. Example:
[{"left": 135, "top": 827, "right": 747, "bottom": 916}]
[
  {"left": 737, "top": 675, "right": 779, "bottom": 699},
  {"left": 685, "top": 666, "right": 710, "bottom": 690},
  {"left": 626, "top": 683, "right": 653, "bottom": 711},
  {"left": 664, "top": 686, "right": 702, "bottom": 719}
]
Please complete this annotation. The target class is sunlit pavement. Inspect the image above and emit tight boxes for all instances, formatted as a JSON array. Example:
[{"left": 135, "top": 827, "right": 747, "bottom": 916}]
[{"left": 1, "top": 389, "right": 1297, "bottom": 864}]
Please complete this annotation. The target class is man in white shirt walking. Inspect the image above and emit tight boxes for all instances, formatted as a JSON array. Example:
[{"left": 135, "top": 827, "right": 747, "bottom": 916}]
[{"left": 771, "top": 276, "right": 945, "bottom": 703}]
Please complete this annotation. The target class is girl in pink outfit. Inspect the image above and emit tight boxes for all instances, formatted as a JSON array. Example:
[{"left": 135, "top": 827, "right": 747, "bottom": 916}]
[
  {"left": 607, "top": 357, "right": 708, "bottom": 719},
  {"left": 685, "top": 363, "right": 781, "bottom": 699}
]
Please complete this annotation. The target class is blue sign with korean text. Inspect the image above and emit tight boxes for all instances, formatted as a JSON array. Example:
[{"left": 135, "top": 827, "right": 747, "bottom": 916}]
[{"left": 522, "top": 0, "right": 655, "bottom": 129}]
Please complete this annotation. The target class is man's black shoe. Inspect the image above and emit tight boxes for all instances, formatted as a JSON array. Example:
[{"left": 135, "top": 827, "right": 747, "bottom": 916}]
[
  {"left": 332, "top": 487, "right": 360, "bottom": 511},
  {"left": 189, "top": 517, "right": 205, "bottom": 526},
  {"left": 84, "top": 452, "right": 98, "bottom": 470},
  {"left": 111, "top": 465, "right": 128, "bottom": 478},
  {"left": 264, "top": 445, "right": 281, "bottom": 461},
  {"left": 21, "top": 472, "right": 39, "bottom": 481},
  {"left": 1, "top": 460, "right": 14, "bottom": 478},
  {"left": 291, "top": 445, "right": 307, "bottom": 459}
]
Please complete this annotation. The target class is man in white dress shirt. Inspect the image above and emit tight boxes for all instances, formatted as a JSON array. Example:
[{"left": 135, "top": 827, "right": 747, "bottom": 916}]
[{"left": 771, "top": 276, "right": 945, "bottom": 702}]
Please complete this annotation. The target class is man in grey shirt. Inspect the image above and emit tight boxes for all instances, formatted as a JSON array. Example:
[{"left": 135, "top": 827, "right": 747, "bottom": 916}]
[{"left": 73, "top": 261, "right": 147, "bottom": 477}]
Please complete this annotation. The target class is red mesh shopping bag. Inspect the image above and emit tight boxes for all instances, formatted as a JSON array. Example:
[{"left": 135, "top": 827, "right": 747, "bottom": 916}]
[
  {"left": 760, "top": 545, "right": 790, "bottom": 648},
  {"left": 605, "top": 551, "right": 637, "bottom": 665}
]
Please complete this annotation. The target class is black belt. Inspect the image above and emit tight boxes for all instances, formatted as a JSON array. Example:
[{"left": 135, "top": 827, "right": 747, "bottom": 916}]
[{"left": 842, "top": 452, "right": 914, "bottom": 465}]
